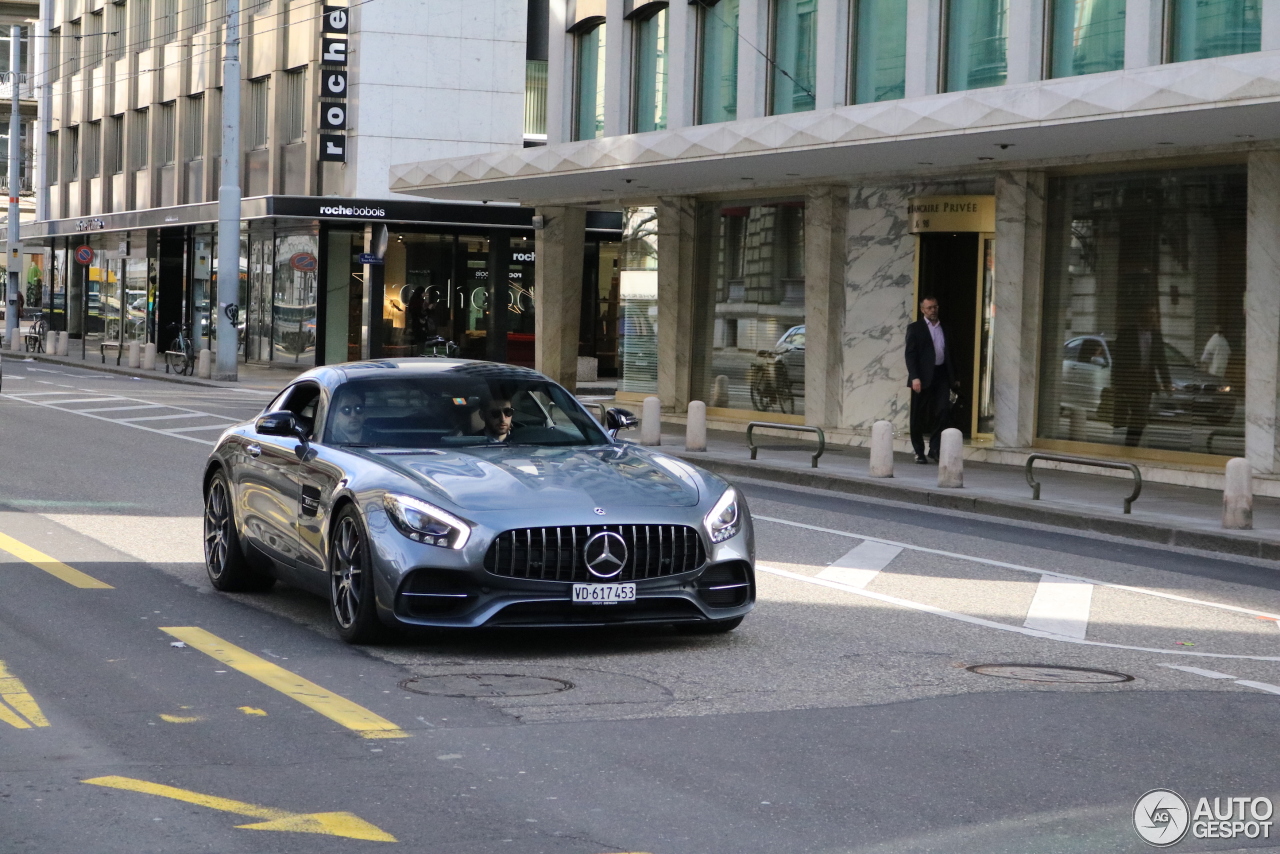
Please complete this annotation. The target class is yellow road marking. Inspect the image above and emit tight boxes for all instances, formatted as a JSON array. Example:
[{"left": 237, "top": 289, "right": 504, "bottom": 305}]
[
  {"left": 81, "top": 776, "right": 396, "bottom": 842},
  {"left": 157, "top": 713, "right": 202, "bottom": 723},
  {"left": 160, "top": 627, "right": 409, "bottom": 739},
  {"left": 238, "top": 706, "right": 267, "bottom": 716},
  {"left": 0, "top": 532, "right": 113, "bottom": 589},
  {"left": 0, "top": 661, "right": 49, "bottom": 728}
]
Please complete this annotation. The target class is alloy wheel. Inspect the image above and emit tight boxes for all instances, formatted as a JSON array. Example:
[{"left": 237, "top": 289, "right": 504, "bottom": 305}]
[
  {"left": 331, "top": 516, "right": 364, "bottom": 629},
  {"left": 204, "top": 479, "right": 230, "bottom": 576}
]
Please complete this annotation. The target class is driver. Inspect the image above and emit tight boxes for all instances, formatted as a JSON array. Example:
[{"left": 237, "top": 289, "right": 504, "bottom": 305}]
[
  {"left": 480, "top": 396, "right": 514, "bottom": 443},
  {"left": 329, "top": 388, "right": 367, "bottom": 445}
]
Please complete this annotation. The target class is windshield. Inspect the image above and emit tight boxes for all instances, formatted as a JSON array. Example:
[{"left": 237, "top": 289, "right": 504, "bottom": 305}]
[{"left": 323, "top": 373, "right": 609, "bottom": 449}]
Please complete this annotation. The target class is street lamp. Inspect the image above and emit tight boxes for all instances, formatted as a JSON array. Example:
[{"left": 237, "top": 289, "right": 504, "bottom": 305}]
[
  {"left": 214, "top": 0, "right": 241, "bottom": 380},
  {"left": 3, "top": 27, "right": 22, "bottom": 350}
]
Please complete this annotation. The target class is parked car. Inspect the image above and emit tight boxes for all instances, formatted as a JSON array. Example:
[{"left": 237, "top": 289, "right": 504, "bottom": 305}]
[
  {"left": 202, "top": 359, "right": 756, "bottom": 643},
  {"left": 1060, "top": 334, "right": 1235, "bottom": 425}
]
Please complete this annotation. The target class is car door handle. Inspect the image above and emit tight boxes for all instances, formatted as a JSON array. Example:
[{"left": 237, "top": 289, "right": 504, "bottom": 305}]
[{"left": 246, "top": 443, "right": 262, "bottom": 457}]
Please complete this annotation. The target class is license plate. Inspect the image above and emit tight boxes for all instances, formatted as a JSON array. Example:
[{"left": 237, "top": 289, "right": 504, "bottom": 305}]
[{"left": 572, "top": 583, "right": 636, "bottom": 605}]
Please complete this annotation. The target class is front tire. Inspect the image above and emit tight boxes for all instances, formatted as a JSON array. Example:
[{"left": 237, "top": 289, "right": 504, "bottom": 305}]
[
  {"left": 204, "top": 471, "right": 273, "bottom": 592},
  {"left": 329, "top": 506, "right": 388, "bottom": 644}
]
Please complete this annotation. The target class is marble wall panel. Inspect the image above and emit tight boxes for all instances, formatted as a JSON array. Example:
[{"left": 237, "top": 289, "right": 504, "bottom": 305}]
[{"left": 1246, "top": 151, "right": 1280, "bottom": 474}]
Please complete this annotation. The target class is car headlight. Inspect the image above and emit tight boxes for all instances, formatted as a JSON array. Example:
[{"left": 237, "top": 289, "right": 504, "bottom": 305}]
[
  {"left": 704, "top": 487, "right": 740, "bottom": 544},
  {"left": 382, "top": 494, "right": 471, "bottom": 549}
]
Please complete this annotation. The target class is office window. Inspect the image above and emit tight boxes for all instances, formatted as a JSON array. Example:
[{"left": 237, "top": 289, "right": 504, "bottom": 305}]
[
  {"left": 67, "top": 125, "right": 79, "bottom": 181},
  {"left": 573, "top": 22, "right": 606, "bottom": 140},
  {"left": 106, "top": 3, "right": 126, "bottom": 59},
  {"left": 133, "top": 0, "right": 151, "bottom": 51},
  {"left": 157, "top": 0, "right": 177, "bottom": 44},
  {"left": 1049, "top": 0, "right": 1125, "bottom": 77},
  {"left": 1170, "top": 0, "right": 1260, "bottom": 61},
  {"left": 183, "top": 94, "right": 203, "bottom": 160},
  {"left": 0, "top": 28, "right": 31, "bottom": 75},
  {"left": 131, "top": 108, "right": 148, "bottom": 168},
  {"left": 157, "top": 101, "right": 175, "bottom": 164},
  {"left": 84, "top": 120, "right": 101, "bottom": 177},
  {"left": 769, "top": 0, "right": 816, "bottom": 115},
  {"left": 944, "top": 0, "right": 1008, "bottom": 91},
  {"left": 67, "top": 20, "right": 81, "bottom": 74},
  {"left": 48, "top": 28, "right": 60, "bottom": 79},
  {"left": 83, "top": 11, "right": 103, "bottom": 68},
  {"left": 189, "top": 0, "right": 206, "bottom": 33},
  {"left": 47, "top": 131, "right": 58, "bottom": 183},
  {"left": 632, "top": 6, "right": 668, "bottom": 132},
  {"left": 107, "top": 114, "right": 123, "bottom": 174},
  {"left": 851, "top": 0, "right": 907, "bottom": 103},
  {"left": 282, "top": 68, "right": 305, "bottom": 143},
  {"left": 245, "top": 76, "right": 268, "bottom": 148},
  {"left": 632, "top": 5, "right": 670, "bottom": 131},
  {"left": 697, "top": 0, "right": 739, "bottom": 124}
]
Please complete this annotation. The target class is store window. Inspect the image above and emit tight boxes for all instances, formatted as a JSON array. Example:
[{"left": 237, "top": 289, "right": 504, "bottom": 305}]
[
  {"left": 944, "top": 0, "right": 1008, "bottom": 92},
  {"left": 273, "top": 232, "right": 319, "bottom": 366},
  {"left": 1170, "top": 0, "right": 1260, "bottom": 62},
  {"left": 769, "top": 0, "right": 816, "bottom": 115},
  {"left": 574, "top": 22, "right": 606, "bottom": 141},
  {"left": 1038, "top": 167, "right": 1246, "bottom": 457},
  {"left": 192, "top": 228, "right": 214, "bottom": 348},
  {"left": 618, "top": 206, "right": 658, "bottom": 394},
  {"left": 1049, "top": 0, "right": 1125, "bottom": 78},
  {"left": 632, "top": 6, "right": 668, "bottom": 133},
  {"left": 852, "top": 0, "right": 906, "bottom": 104},
  {"left": 697, "top": 0, "right": 739, "bottom": 124},
  {"left": 246, "top": 78, "right": 269, "bottom": 150},
  {"left": 695, "top": 199, "right": 806, "bottom": 415},
  {"left": 84, "top": 120, "right": 100, "bottom": 178}
]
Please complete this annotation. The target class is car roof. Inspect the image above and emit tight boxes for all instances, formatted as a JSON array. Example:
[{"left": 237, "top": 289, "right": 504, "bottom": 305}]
[{"left": 289, "top": 359, "right": 552, "bottom": 390}]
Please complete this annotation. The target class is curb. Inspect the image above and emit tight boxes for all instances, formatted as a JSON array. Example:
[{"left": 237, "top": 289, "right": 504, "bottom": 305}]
[{"left": 671, "top": 452, "right": 1280, "bottom": 562}]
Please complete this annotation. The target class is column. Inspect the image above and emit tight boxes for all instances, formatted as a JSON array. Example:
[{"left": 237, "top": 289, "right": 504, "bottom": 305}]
[
  {"left": 735, "top": 0, "right": 766, "bottom": 119},
  {"left": 486, "top": 230, "right": 511, "bottom": 363},
  {"left": 656, "top": 196, "right": 696, "bottom": 412},
  {"left": 1265, "top": 0, "right": 1280, "bottom": 52},
  {"left": 665, "top": 0, "right": 693, "bottom": 129},
  {"left": 1124, "top": 0, "right": 1165, "bottom": 69},
  {"left": 534, "top": 205, "right": 585, "bottom": 390},
  {"left": 602, "top": 0, "right": 627, "bottom": 136},
  {"left": 804, "top": 186, "right": 847, "bottom": 428},
  {"left": 812, "top": 0, "right": 849, "bottom": 111},
  {"left": 1246, "top": 151, "right": 1280, "bottom": 474},
  {"left": 903, "top": 0, "right": 941, "bottom": 98},
  {"left": 1005, "top": 1, "right": 1044, "bottom": 85},
  {"left": 992, "top": 171, "right": 1046, "bottom": 449}
]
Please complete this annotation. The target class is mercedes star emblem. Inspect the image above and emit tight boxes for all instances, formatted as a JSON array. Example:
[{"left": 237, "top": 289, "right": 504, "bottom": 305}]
[
  {"left": 594, "top": 507, "right": 606, "bottom": 516},
  {"left": 583, "top": 531, "right": 628, "bottom": 579}
]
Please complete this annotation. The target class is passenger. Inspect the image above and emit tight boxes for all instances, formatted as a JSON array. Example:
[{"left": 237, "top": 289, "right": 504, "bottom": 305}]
[{"left": 329, "top": 388, "right": 367, "bottom": 445}]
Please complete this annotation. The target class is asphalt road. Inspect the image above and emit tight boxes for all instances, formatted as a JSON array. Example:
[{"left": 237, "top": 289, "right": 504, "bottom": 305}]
[{"left": 2, "top": 361, "right": 1280, "bottom": 853}]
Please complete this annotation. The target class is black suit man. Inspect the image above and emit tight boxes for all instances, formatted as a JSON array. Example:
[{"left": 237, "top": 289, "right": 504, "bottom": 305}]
[{"left": 904, "top": 296, "right": 955, "bottom": 463}]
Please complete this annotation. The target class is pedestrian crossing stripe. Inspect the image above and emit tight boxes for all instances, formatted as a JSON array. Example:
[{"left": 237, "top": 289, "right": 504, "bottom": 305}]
[{"left": 0, "top": 661, "right": 50, "bottom": 729}]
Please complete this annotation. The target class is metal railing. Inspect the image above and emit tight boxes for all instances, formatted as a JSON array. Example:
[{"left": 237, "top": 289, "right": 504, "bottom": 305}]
[
  {"left": 1025, "top": 453, "right": 1142, "bottom": 514},
  {"left": 746, "top": 422, "right": 825, "bottom": 469}
]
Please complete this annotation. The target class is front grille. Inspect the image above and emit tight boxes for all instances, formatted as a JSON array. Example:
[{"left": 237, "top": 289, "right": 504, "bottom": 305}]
[{"left": 484, "top": 524, "right": 706, "bottom": 582}]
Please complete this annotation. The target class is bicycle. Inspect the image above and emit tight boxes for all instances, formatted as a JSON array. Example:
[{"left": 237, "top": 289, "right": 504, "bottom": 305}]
[
  {"left": 165, "top": 322, "right": 196, "bottom": 376},
  {"left": 419, "top": 336, "right": 458, "bottom": 358},
  {"left": 747, "top": 349, "right": 795, "bottom": 414}
]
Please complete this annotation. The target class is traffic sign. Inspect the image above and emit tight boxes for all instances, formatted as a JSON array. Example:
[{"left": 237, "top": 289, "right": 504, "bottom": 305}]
[
  {"left": 289, "top": 252, "right": 317, "bottom": 272},
  {"left": 357, "top": 253, "right": 383, "bottom": 265},
  {"left": 74, "top": 245, "right": 95, "bottom": 265}
]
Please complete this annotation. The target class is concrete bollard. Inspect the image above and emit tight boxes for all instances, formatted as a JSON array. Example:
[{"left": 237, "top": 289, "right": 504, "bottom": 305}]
[
  {"left": 640, "top": 396, "right": 662, "bottom": 446},
  {"left": 45, "top": 330, "right": 56, "bottom": 354},
  {"left": 196, "top": 348, "right": 213, "bottom": 379},
  {"left": 127, "top": 341, "right": 141, "bottom": 368},
  {"left": 142, "top": 342, "right": 157, "bottom": 371},
  {"left": 686, "top": 400, "right": 707, "bottom": 451},
  {"left": 9, "top": 334, "right": 20, "bottom": 352},
  {"left": 869, "top": 420, "right": 894, "bottom": 478},
  {"left": 937, "top": 428, "right": 964, "bottom": 488},
  {"left": 1223, "top": 457, "right": 1253, "bottom": 530},
  {"left": 56, "top": 331, "right": 69, "bottom": 356},
  {"left": 710, "top": 375, "right": 729, "bottom": 409}
]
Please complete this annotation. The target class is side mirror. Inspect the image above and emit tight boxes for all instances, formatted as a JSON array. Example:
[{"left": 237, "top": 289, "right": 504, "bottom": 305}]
[
  {"left": 256, "top": 410, "right": 307, "bottom": 441},
  {"left": 604, "top": 407, "right": 638, "bottom": 437}
]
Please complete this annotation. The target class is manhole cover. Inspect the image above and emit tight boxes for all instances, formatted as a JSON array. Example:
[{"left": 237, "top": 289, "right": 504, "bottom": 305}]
[
  {"left": 400, "top": 674, "right": 574, "bottom": 698},
  {"left": 966, "top": 664, "right": 1133, "bottom": 684}
]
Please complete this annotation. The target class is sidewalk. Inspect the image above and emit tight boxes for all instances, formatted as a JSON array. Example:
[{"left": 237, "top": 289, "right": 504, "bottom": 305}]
[{"left": 661, "top": 424, "right": 1280, "bottom": 562}]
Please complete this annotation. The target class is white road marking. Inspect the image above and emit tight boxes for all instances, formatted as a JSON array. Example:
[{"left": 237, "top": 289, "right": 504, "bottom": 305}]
[
  {"left": 118, "top": 411, "right": 225, "bottom": 422},
  {"left": 1, "top": 393, "right": 221, "bottom": 446},
  {"left": 1235, "top": 680, "right": 1280, "bottom": 695},
  {"left": 9, "top": 390, "right": 84, "bottom": 397},
  {"left": 1023, "top": 575, "right": 1094, "bottom": 639},
  {"left": 756, "top": 515, "right": 1280, "bottom": 622},
  {"left": 757, "top": 563, "right": 1280, "bottom": 662},
  {"left": 75, "top": 404, "right": 163, "bottom": 413},
  {"left": 816, "top": 541, "right": 902, "bottom": 589},
  {"left": 1158, "top": 664, "right": 1237, "bottom": 679},
  {"left": 165, "top": 424, "right": 231, "bottom": 433},
  {"left": 48, "top": 397, "right": 128, "bottom": 405}
]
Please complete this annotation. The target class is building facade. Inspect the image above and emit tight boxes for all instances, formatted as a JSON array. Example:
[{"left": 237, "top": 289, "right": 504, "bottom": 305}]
[
  {"left": 23, "top": 0, "right": 622, "bottom": 371},
  {"left": 391, "top": 0, "right": 1280, "bottom": 491}
]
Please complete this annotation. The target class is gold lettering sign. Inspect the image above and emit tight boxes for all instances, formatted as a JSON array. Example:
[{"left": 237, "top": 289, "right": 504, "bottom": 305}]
[{"left": 907, "top": 196, "right": 996, "bottom": 233}]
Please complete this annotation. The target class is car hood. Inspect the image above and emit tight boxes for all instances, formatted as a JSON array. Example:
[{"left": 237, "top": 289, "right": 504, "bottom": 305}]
[{"left": 361, "top": 445, "right": 702, "bottom": 511}]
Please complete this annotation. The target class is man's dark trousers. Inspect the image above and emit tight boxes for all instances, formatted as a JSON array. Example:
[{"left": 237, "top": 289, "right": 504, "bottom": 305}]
[{"left": 910, "top": 378, "right": 951, "bottom": 459}]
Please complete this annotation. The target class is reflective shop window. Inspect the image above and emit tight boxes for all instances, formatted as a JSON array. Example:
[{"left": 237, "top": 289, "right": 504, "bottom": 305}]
[
  {"left": 944, "top": 0, "right": 1008, "bottom": 92},
  {"left": 1037, "top": 167, "right": 1246, "bottom": 457},
  {"left": 1048, "top": 0, "right": 1125, "bottom": 78},
  {"left": 697, "top": 0, "right": 739, "bottom": 125},
  {"left": 852, "top": 0, "right": 907, "bottom": 104},
  {"left": 1170, "top": 0, "right": 1260, "bottom": 62},
  {"left": 618, "top": 206, "right": 658, "bottom": 394},
  {"left": 574, "top": 22, "right": 607, "bottom": 141},
  {"left": 191, "top": 229, "right": 214, "bottom": 349},
  {"left": 632, "top": 7, "right": 668, "bottom": 132},
  {"left": 694, "top": 200, "right": 806, "bottom": 416},
  {"left": 769, "top": 0, "right": 816, "bottom": 115},
  {"left": 273, "top": 232, "right": 319, "bottom": 366}
]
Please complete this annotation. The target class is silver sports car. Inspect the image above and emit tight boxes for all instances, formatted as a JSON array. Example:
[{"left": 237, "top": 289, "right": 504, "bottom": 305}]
[{"left": 202, "top": 359, "right": 755, "bottom": 643}]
